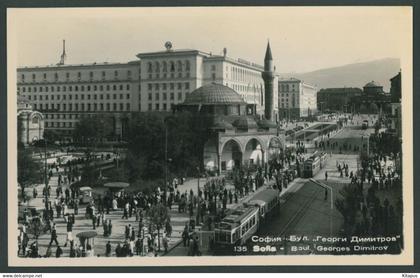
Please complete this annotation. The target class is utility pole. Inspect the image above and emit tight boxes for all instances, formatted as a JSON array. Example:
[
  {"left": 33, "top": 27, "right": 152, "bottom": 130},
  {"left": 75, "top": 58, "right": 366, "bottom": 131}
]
[
  {"left": 44, "top": 139, "right": 49, "bottom": 217},
  {"left": 165, "top": 122, "right": 168, "bottom": 199},
  {"left": 196, "top": 167, "right": 201, "bottom": 224}
]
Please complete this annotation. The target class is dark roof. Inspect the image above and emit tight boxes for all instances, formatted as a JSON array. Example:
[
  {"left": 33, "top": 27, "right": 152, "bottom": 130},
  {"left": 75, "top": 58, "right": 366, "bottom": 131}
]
[
  {"left": 232, "top": 116, "right": 258, "bottom": 129},
  {"left": 257, "top": 119, "right": 277, "bottom": 129},
  {"left": 264, "top": 42, "right": 273, "bottom": 61},
  {"left": 76, "top": 231, "right": 98, "bottom": 238},
  {"left": 209, "top": 118, "right": 234, "bottom": 130},
  {"left": 364, "top": 81, "right": 382, "bottom": 88},
  {"left": 249, "top": 188, "right": 279, "bottom": 204},
  {"left": 183, "top": 83, "right": 246, "bottom": 105}
]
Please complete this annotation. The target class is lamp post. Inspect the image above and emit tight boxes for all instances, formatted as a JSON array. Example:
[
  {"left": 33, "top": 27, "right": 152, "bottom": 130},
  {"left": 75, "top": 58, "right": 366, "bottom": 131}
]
[{"left": 43, "top": 139, "right": 50, "bottom": 216}]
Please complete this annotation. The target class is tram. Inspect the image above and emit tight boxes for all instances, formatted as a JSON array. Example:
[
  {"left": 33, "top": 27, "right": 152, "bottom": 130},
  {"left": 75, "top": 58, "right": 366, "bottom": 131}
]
[
  {"left": 303, "top": 151, "right": 328, "bottom": 178},
  {"left": 214, "top": 188, "right": 280, "bottom": 246}
]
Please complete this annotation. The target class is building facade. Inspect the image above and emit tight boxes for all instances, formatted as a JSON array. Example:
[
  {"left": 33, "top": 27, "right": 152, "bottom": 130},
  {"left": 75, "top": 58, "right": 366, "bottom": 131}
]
[
  {"left": 350, "top": 81, "right": 391, "bottom": 114},
  {"left": 137, "top": 44, "right": 277, "bottom": 118},
  {"left": 389, "top": 72, "right": 402, "bottom": 139},
  {"left": 17, "top": 95, "right": 44, "bottom": 146},
  {"left": 17, "top": 42, "right": 280, "bottom": 140},
  {"left": 317, "top": 87, "right": 363, "bottom": 113},
  {"left": 278, "top": 78, "right": 317, "bottom": 119},
  {"left": 17, "top": 61, "right": 141, "bottom": 140}
]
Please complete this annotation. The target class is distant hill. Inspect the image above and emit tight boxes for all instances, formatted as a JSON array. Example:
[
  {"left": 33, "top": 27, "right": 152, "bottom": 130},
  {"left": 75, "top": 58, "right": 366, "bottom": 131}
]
[{"left": 280, "top": 58, "right": 400, "bottom": 92}]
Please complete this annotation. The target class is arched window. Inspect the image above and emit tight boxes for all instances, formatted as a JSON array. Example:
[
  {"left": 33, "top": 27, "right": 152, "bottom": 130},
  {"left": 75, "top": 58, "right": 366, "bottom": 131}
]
[
  {"left": 32, "top": 116, "right": 39, "bottom": 124},
  {"left": 162, "top": 61, "right": 167, "bottom": 72},
  {"left": 177, "top": 61, "right": 182, "bottom": 72},
  {"left": 185, "top": 60, "right": 190, "bottom": 71},
  {"left": 170, "top": 61, "right": 175, "bottom": 72},
  {"left": 155, "top": 61, "right": 160, "bottom": 73},
  {"left": 147, "top": 62, "right": 153, "bottom": 73}
]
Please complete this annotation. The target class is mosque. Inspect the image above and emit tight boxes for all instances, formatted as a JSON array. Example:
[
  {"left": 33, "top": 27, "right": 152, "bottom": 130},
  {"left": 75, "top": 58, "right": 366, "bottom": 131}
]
[{"left": 177, "top": 43, "right": 285, "bottom": 174}]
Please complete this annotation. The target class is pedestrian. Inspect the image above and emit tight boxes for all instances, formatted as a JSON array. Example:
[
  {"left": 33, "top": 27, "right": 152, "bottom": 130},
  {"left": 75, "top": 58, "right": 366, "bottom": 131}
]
[
  {"left": 182, "top": 226, "right": 189, "bottom": 247},
  {"left": 55, "top": 245, "right": 63, "bottom": 258},
  {"left": 325, "top": 171, "right": 328, "bottom": 181},
  {"left": 106, "top": 241, "right": 111, "bottom": 257},
  {"left": 48, "top": 224, "right": 59, "bottom": 247},
  {"left": 135, "top": 237, "right": 143, "bottom": 256},
  {"left": 163, "top": 235, "right": 169, "bottom": 254},
  {"left": 92, "top": 213, "right": 97, "bottom": 230}
]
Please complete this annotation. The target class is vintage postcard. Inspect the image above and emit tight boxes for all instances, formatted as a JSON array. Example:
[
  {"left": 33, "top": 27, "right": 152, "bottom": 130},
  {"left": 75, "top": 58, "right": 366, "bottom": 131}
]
[{"left": 6, "top": 6, "right": 413, "bottom": 266}]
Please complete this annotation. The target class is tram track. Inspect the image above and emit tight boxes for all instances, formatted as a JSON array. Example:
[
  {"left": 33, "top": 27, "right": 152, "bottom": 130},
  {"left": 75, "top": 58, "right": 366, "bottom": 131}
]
[{"left": 278, "top": 184, "right": 320, "bottom": 237}]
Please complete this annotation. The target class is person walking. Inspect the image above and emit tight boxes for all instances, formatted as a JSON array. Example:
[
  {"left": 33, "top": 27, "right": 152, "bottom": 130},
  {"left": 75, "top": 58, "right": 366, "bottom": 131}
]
[
  {"left": 106, "top": 241, "right": 112, "bottom": 257},
  {"left": 325, "top": 171, "right": 328, "bottom": 181},
  {"left": 48, "top": 224, "right": 59, "bottom": 247},
  {"left": 55, "top": 245, "right": 63, "bottom": 258}
]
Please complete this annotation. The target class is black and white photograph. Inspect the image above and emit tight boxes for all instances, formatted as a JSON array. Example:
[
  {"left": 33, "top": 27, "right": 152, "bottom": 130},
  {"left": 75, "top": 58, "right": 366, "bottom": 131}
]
[{"left": 6, "top": 6, "right": 413, "bottom": 266}]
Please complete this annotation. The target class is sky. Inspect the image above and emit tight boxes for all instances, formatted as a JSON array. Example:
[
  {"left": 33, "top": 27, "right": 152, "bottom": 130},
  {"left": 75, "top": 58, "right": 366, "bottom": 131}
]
[{"left": 8, "top": 7, "right": 411, "bottom": 73}]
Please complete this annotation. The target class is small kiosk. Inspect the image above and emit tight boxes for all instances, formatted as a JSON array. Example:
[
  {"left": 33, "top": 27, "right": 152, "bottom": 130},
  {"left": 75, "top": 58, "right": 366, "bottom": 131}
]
[
  {"left": 104, "top": 182, "right": 130, "bottom": 195},
  {"left": 76, "top": 231, "right": 97, "bottom": 257}
]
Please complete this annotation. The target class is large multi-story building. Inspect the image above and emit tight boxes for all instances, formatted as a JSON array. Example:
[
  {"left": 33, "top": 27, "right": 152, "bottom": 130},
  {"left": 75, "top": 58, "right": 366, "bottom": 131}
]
[
  {"left": 137, "top": 43, "right": 277, "bottom": 118},
  {"left": 278, "top": 78, "right": 317, "bottom": 119},
  {"left": 17, "top": 42, "right": 280, "bottom": 140},
  {"left": 17, "top": 61, "right": 141, "bottom": 140},
  {"left": 317, "top": 87, "right": 363, "bottom": 113}
]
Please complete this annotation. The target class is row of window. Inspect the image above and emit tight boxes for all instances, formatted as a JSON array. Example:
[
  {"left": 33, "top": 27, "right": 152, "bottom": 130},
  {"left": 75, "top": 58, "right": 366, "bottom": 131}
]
[
  {"left": 26, "top": 93, "right": 130, "bottom": 101},
  {"left": 146, "top": 82, "right": 190, "bottom": 91},
  {"left": 230, "top": 66, "right": 261, "bottom": 84},
  {"left": 147, "top": 92, "right": 185, "bottom": 101},
  {"left": 147, "top": 103, "right": 175, "bottom": 111},
  {"left": 147, "top": 72, "right": 191, "bottom": 80},
  {"left": 21, "top": 70, "right": 137, "bottom": 82},
  {"left": 279, "top": 83, "right": 298, "bottom": 92},
  {"left": 232, "top": 83, "right": 263, "bottom": 93},
  {"left": 20, "top": 84, "right": 131, "bottom": 93},
  {"left": 34, "top": 102, "right": 131, "bottom": 112},
  {"left": 147, "top": 60, "right": 191, "bottom": 73},
  {"left": 45, "top": 121, "right": 75, "bottom": 128}
]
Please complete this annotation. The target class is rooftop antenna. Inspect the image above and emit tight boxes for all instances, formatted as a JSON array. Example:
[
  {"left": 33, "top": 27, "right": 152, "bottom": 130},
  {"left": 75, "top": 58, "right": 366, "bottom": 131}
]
[{"left": 57, "top": 39, "right": 66, "bottom": 65}]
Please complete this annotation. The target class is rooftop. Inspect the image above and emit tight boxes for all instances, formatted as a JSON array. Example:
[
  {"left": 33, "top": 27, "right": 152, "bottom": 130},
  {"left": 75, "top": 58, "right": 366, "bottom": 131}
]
[
  {"left": 183, "top": 83, "right": 246, "bottom": 105},
  {"left": 364, "top": 81, "right": 382, "bottom": 88}
]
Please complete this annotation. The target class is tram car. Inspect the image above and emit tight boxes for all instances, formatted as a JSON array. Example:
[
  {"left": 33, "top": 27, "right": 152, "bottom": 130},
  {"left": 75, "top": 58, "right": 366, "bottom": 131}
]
[
  {"left": 303, "top": 151, "right": 328, "bottom": 178},
  {"left": 214, "top": 188, "right": 280, "bottom": 246}
]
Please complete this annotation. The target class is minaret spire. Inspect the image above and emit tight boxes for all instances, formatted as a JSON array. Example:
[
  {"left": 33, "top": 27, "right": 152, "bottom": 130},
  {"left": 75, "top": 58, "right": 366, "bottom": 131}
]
[{"left": 262, "top": 40, "right": 275, "bottom": 121}]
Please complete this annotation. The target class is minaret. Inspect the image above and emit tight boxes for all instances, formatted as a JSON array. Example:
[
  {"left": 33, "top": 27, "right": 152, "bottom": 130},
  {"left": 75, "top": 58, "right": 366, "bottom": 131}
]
[
  {"left": 262, "top": 41, "right": 275, "bottom": 121},
  {"left": 58, "top": 40, "right": 67, "bottom": 65}
]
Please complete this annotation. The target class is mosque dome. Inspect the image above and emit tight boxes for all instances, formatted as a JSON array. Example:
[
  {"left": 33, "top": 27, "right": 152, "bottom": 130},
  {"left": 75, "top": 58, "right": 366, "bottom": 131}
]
[
  {"left": 183, "top": 83, "right": 246, "bottom": 105},
  {"left": 364, "top": 81, "right": 382, "bottom": 88}
]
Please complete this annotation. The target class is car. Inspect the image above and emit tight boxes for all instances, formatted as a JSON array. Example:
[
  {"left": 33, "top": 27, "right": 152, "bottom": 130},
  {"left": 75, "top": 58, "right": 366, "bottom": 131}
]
[{"left": 362, "top": 120, "right": 369, "bottom": 129}]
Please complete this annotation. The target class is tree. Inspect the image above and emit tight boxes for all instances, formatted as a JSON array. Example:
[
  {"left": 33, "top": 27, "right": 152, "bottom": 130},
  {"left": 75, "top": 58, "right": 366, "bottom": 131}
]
[
  {"left": 147, "top": 203, "right": 170, "bottom": 251},
  {"left": 73, "top": 116, "right": 114, "bottom": 145},
  {"left": 334, "top": 183, "right": 361, "bottom": 236},
  {"left": 125, "top": 111, "right": 209, "bottom": 182},
  {"left": 18, "top": 146, "right": 43, "bottom": 200},
  {"left": 43, "top": 129, "right": 61, "bottom": 143}
]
